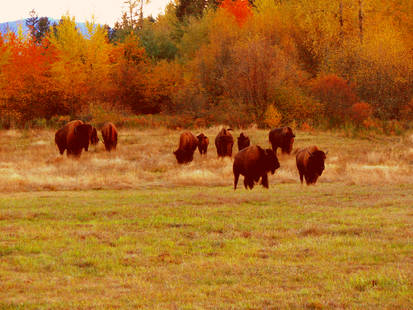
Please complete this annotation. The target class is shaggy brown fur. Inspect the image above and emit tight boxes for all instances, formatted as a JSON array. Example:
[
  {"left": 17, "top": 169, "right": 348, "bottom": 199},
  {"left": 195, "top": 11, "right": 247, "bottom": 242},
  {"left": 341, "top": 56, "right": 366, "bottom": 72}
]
[
  {"left": 197, "top": 133, "right": 209, "bottom": 155},
  {"left": 101, "top": 122, "right": 118, "bottom": 152},
  {"left": 269, "top": 127, "right": 295, "bottom": 154},
  {"left": 237, "top": 132, "right": 250, "bottom": 151},
  {"left": 174, "top": 132, "right": 198, "bottom": 164},
  {"left": 215, "top": 128, "right": 234, "bottom": 158},
  {"left": 296, "top": 145, "right": 327, "bottom": 185},
  {"left": 91, "top": 127, "right": 99, "bottom": 145},
  {"left": 233, "top": 145, "right": 280, "bottom": 190},
  {"left": 55, "top": 120, "right": 93, "bottom": 157}
]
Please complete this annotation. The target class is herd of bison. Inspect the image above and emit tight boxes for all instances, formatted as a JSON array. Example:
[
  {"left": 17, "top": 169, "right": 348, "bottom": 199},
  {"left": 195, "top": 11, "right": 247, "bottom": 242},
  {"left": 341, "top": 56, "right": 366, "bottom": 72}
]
[{"left": 54, "top": 120, "right": 327, "bottom": 190}]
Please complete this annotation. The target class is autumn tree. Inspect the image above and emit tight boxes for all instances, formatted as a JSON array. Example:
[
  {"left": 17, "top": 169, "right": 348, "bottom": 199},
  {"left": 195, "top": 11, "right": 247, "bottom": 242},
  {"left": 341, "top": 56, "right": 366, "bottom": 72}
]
[
  {"left": 47, "top": 15, "right": 89, "bottom": 116},
  {"left": 0, "top": 32, "right": 60, "bottom": 124},
  {"left": 175, "top": 0, "right": 222, "bottom": 21},
  {"left": 310, "top": 75, "right": 358, "bottom": 126},
  {"left": 219, "top": 0, "right": 251, "bottom": 26},
  {"left": 109, "top": 34, "right": 156, "bottom": 113},
  {"left": 26, "top": 10, "right": 51, "bottom": 44},
  {"left": 83, "top": 20, "right": 113, "bottom": 106}
]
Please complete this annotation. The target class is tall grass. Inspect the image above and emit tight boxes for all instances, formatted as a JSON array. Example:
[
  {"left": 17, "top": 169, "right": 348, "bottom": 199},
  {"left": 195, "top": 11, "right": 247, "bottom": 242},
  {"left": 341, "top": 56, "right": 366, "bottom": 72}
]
[{"left": 0, "top": 127, "right": 412, "bottom": 192}]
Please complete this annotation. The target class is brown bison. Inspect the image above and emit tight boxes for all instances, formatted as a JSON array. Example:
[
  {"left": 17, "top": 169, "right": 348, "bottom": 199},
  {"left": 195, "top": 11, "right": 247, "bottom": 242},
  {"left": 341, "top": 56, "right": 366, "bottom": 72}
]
[
  {"left": 174, "top": 132, "right": 198, "bottom": 164},
  {"left": 101, "top": 122, "right": 118, "bottom": 152},
  {"left": 269, "top": 127, "right": 295, "bottom": 154},
  {"left": 55, "top": 120, "right": 94, "bottom": 157},
  {"left": 197, "top": 133, "right": 209, "bottom": 155},
  {"left": 296, "top": 146, "right": 327, "bottom": 185},
  {"left": 237, "top": 132, "right": 250, "bottom": 151},
  {"left": 90, "top": 127, "right": 99, "bottom": 145},
  {"left": 233, "top": 145, "right": 280, "bottom": 190},
  {"left": 215, "top": 128, "right": 234, "bottom": 157}
]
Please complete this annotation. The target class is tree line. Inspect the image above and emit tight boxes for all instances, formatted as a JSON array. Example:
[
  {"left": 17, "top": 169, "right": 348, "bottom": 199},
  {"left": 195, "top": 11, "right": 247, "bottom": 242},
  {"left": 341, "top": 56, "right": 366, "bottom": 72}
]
[{"left": 0, "top": 0, "right": 412, "bottom": 131}]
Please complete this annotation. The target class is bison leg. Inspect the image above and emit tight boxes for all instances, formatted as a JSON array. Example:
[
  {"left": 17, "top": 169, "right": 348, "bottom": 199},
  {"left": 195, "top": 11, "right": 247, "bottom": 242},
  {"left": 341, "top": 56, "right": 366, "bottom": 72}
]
[
  {"left": 234, "top": 171, "right": 239, "bottom": 190},
  {"left": 245, "top": 177, "right": 254, "bottom": 189},
  {"left": 248, "top": 178, "right": 255, "bottom": 189},
  {"left": 58, "top": 145, "right": 65, "bottom": 155},
  {"left": 304, "top": 175, "right": 311, "bottom": 185},
  {"left": 243, "top": 177, "right": 249, "bottom": 189},
  {"left": 261, "top": 173, "right": 269, "bottom": 188},
  {"left": 310, "top": 175, "right": 318, "bottom": 185},
  {"left": 299, "top": 172, "right": 304, "bottom": 184}
]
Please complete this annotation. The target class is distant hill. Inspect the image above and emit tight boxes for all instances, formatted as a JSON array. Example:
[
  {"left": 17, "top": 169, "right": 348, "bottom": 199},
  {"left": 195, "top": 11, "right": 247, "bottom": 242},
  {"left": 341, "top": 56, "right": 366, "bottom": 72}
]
[{"left": 0, "top": 18, "right": 91, "bottom": 37}]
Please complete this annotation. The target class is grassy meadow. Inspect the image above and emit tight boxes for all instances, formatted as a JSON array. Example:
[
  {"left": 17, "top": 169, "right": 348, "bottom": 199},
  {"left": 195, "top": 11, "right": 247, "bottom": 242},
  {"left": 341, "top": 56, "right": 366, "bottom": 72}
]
[{"left": 0, "top": 127, "right": 412, "bottom": 308}]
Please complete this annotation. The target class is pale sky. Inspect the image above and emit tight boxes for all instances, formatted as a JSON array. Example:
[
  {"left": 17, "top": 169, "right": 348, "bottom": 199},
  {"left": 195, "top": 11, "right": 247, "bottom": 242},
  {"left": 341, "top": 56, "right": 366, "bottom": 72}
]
[{"left": 0, "top": 0, "right": 172, "bottom": 26}]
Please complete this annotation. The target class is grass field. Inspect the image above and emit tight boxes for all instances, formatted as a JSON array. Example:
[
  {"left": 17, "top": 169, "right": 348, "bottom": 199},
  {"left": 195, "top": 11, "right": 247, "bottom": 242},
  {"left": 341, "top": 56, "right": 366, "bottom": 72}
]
[{"left": 0, "top": 127, "right": 412, "bottom": 308}]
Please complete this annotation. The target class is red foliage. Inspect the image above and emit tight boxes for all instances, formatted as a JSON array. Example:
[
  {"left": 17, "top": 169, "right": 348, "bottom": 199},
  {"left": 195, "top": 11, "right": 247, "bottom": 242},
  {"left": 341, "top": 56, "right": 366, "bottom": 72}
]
[
  {"left": 350, "top": 102, "right": 373, "bottom": 125},
  {"left": 220, "top": 0, "right": 252, "bottom": 26},
  {"left": 1, "top": 33, "right": 60, "bottom": 122},
  {"left": 300, "top": 122, "right": 314, "bottom": 132},
  {"left": 310, "top": 75, "right": 358, "bottom": 125}
]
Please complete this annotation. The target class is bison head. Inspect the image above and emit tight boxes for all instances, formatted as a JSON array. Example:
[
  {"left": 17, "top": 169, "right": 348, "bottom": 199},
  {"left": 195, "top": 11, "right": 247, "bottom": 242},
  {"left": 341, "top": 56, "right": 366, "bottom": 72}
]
[
  {"left": 237, "top": 133, "right": 250, "bottom": 151},
  {"left": 281, "top": 127, "right": 295, "bottom": 154},
  {"left": 197, "top": 133, "right": 208, "bottom": 144},
  {"left": 74, "top": 124, "right": 93, "bottom": 152},
  {"left": 264, "top": 148, "right": 280, "bottom": 174},
  {"left": 308, "top": 150, "right": 326, "bottom": 176},
  {"left": 90, "top": 127, "right": 99, "bottom": 145},
  {"left": 174, "top": 149, "right": 192, "bottom": 164}
]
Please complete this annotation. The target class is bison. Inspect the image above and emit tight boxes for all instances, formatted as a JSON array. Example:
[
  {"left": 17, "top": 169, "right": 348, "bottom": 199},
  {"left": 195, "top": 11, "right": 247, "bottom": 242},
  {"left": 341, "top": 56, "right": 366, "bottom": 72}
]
[
  {"left": 55, "top": 120, "right": 93, "bottom": 157},
  {"left": 269, "top": 127, "right": 295, "bottom": 154},
  {"left": 296, "top": 145, "right": 327, "bottom": 185},
  {"left": 197, "top": 133, "right": 209, "bottom": 155},
  {"left": 90, "top": 127, "right": 99, "bottom": 146},
  {"left": 174, "top": 132, "right": 198, "bottom": 164},
  {"left": 101, "top": 122, "right": 118, "bottom": 152},
  {"left": 237, "top": 132, "right": 250, "bottom": 151},
  {"left": 233, "top": 145, "right": 280, "bottom": 190},
  {"left": 215, "top": 128, "right": 234, "bottom": 158}
]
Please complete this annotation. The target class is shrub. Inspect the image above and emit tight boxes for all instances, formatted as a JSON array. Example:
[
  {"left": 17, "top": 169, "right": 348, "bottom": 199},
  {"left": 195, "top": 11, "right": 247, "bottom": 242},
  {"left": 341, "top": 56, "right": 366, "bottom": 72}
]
[
  {"left": 350, "top": 102, "right": 373, "bottom": 126},
  {"left": 310, "top": 75, "right": 358, "bottom": 127},
  {"left": 300, "top": 121, "right": 314, "bottom": 132},
  {"left": 274, "top": 87, "right": 323, "bottom": 126},
  {"left": 400, "top": 98, "right": 413, "bottom": 121},
  {"left": 264, "top": 105, "right": 282, "bottom": 128}
]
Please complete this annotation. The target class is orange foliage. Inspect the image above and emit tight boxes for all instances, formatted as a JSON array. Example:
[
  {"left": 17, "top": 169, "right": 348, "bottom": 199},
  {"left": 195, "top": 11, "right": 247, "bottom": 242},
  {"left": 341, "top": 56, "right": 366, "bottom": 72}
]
[
  {"left": 220, "top": 0, "right": 252, "bottom": 26},
  {"left": 350, "top": 102, "right": 373, "bottom": 125},
  {"left": 0, "top": 33, "right": 60, "bottom": 123},
  {"left": 310, "top": 75, "right": 358, "bottom": 125},
  {"left": 300, "top": 122, "right": 314, "bottom": 132},
  {"left": 400, "top": 98, "right": 413, "bottom": 121},
  {"left": 109, "top": 35, "right": 154, "bottom": 113}
]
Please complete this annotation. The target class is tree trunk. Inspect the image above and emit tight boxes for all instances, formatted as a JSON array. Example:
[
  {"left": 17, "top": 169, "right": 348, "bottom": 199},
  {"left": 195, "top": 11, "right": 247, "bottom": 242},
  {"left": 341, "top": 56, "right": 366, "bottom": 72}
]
[
  {"left": 358, "top": 0, "right": 363, "bottom": 44},
  {"left": 338, "top": 0, "right": 343, "bottom": 40}
]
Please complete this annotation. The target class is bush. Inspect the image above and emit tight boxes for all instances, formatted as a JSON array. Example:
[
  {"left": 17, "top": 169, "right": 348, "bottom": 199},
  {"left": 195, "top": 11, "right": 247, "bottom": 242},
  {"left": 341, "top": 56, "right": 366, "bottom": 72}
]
[
  {"left": 264, "top": 105, "right": 282, "bottom": 128},
  {"left": 274, "top": 87, "right": 323, "bottom": 126},
  {"left": 310, "top": 75, "right": 358, "bottom": 127},
  {"left": 400, "top": 98, "right": 413, "bottom": 122},
  {"left": 350, "top": 102, "right": 373, "bottom": 126}
]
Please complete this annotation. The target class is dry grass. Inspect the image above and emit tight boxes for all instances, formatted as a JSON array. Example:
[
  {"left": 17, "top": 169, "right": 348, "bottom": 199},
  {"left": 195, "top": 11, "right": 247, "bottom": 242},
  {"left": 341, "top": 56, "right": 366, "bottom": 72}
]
[
  {"left": 0, "top": 127, "right": 413, "bottom": 192},
  {"left": 1, "top": 127, "right": 412, "bottom": 308}
]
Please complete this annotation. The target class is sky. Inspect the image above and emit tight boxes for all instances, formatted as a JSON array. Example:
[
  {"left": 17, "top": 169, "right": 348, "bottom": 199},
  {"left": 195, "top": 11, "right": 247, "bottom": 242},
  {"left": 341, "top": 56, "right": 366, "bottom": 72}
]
[{"left": 0, "top": 0, "right": 171, "bottom": 26}]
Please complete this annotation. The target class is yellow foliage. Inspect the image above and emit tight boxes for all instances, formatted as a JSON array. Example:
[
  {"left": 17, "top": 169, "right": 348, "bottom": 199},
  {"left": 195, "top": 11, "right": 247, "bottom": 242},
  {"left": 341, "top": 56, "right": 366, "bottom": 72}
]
[{"left": 264, "top": 104, "right": 282, "bottom": 128}]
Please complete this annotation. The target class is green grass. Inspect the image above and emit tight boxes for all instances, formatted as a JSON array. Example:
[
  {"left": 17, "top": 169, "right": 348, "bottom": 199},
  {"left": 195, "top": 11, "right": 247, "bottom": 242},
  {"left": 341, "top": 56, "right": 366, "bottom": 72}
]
[{"left": 1, "top": 184, "right": 412, "bottom": 309}]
